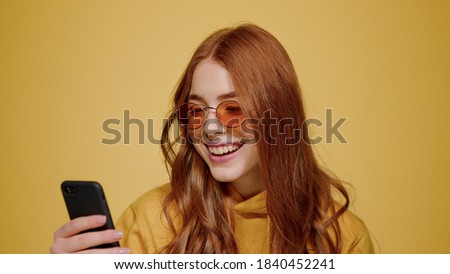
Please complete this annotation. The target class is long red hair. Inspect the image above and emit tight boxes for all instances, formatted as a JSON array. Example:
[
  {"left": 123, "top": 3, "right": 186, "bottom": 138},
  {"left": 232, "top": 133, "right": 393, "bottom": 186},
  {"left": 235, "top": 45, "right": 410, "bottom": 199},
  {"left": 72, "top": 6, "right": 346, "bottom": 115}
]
[{"left": 160, "top": 24, "right": 349, "bottom": 253}]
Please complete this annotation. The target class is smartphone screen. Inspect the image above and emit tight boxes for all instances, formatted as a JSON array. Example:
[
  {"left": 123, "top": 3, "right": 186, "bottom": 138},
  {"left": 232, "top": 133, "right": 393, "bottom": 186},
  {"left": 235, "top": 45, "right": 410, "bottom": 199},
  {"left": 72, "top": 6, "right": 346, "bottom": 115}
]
[{"left": 61, "top": 180, "right": 120, "bottom": 248}]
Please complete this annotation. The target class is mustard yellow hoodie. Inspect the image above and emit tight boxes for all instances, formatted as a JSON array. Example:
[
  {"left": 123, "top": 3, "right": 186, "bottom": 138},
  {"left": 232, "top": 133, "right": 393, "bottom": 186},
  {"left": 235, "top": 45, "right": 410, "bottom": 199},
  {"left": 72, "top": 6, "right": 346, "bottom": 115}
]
[{"left": 116, "top": 183, "right": 374, "bottom": 253}]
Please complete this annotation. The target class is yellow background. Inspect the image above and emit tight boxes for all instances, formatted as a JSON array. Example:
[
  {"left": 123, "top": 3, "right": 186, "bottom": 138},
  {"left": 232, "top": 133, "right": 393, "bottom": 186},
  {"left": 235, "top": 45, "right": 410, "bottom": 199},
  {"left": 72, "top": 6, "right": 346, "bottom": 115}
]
[{"left": 1, "top": 0, "right": 449, "bottom": 253}]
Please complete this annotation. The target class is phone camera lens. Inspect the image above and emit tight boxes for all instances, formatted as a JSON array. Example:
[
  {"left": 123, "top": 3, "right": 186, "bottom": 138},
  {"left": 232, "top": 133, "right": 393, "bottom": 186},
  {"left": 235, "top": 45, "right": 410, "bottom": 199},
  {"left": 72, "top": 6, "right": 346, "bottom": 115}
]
[{"left": 64, "top": 186, "right": 77, "bottom": 195}]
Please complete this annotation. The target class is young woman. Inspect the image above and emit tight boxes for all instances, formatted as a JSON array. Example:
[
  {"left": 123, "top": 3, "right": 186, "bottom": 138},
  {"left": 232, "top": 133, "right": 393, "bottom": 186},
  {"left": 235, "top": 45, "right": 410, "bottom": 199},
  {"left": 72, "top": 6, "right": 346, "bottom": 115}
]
[{"left": 51, "top": 24, "right": 374, "bottom": 254}]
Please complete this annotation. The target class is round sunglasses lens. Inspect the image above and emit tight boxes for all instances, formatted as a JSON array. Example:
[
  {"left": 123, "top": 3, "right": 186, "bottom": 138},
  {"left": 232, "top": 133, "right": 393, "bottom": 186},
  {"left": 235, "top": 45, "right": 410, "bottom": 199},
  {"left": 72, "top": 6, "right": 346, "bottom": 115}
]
[
  {"left": 178, "top": 103, "right": 203, "bottom": 129},
  {"left": 218, "top": 101, "right": 244, "bottom": 128}
]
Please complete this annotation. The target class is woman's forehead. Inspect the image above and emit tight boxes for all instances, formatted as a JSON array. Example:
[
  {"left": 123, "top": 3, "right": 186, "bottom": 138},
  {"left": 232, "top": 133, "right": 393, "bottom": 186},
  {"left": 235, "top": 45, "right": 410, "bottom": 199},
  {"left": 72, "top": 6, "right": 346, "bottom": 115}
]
[{"left": 189, "top": 60, "right": 236, "bottom": 104}]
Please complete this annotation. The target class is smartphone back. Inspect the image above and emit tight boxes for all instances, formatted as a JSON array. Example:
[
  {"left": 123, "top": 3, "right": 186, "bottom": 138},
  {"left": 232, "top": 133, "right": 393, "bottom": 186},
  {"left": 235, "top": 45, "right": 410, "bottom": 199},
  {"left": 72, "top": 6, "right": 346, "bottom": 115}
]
[{"left": 61, "top": 180, "right": 119, "bottom": 248}]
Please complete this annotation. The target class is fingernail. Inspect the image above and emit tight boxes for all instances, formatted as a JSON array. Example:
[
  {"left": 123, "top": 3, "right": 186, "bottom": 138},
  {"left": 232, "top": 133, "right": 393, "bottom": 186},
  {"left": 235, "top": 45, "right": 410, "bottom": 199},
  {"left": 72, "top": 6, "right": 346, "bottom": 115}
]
[
  {"left": 97, "top": 215, "right": 107, "bottom": 224},
  {"left": 118, "top": 248, "right": 131, "bottom": 254},
  {"left": 113, "top": 231, "right": 123, "bottom": 240}
]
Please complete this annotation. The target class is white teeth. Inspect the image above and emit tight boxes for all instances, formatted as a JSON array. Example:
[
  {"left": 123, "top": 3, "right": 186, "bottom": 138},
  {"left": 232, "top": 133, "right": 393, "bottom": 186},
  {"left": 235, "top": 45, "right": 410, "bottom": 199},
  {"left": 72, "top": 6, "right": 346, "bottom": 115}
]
[{"left": 208, "top": 144, "right": 240, "bottom": 155}]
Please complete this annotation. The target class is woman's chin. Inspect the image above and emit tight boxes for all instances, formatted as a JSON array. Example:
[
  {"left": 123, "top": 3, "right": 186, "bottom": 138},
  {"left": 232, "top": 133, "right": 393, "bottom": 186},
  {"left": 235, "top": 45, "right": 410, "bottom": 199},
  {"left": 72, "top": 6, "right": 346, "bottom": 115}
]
[{"left": 209, "top": 168, "right": 239, "bottom": 183}]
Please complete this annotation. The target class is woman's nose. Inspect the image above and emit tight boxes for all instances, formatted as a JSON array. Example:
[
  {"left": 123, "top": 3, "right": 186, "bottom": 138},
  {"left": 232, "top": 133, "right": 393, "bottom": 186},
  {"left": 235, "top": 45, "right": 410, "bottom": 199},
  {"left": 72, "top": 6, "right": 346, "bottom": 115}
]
[{"left": 203, "top": 111, "right": 225, "bottom": 138}]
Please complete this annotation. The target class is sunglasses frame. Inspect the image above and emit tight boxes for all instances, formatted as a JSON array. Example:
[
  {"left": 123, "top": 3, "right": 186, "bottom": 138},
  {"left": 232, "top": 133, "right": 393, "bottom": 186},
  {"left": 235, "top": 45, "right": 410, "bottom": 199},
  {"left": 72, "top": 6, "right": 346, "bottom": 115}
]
[{"left": 177, "top": 100, "right": 245, "bottom": 129}]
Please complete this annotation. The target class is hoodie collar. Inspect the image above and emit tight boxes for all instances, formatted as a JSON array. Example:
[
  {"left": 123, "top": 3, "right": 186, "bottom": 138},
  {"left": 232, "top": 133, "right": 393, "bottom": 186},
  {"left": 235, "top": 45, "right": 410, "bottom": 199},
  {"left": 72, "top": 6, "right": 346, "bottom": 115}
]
[{"left": 227, "top": 184, "right": 267, "bottom": 215}]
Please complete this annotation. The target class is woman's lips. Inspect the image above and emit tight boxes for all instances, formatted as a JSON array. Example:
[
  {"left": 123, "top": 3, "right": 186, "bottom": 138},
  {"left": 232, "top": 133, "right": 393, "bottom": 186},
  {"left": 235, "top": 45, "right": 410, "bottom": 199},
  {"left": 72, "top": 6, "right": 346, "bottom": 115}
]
[
  {"left": 207, "top": 144, "right": 241, "bottom": 155},
  {"left": 205, "top": 143, "right": 243, "bottom": 163}
]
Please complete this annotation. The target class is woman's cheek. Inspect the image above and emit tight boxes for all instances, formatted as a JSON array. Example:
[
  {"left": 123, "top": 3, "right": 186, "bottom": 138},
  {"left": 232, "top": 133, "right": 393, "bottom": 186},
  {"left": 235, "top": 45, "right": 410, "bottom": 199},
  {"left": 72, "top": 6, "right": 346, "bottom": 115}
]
[
  {"left": 187, "top": 128, "right": 203, "bottom": 145},
  {"left": 236, "top": 120, "right": 260, "bottom": 144}
]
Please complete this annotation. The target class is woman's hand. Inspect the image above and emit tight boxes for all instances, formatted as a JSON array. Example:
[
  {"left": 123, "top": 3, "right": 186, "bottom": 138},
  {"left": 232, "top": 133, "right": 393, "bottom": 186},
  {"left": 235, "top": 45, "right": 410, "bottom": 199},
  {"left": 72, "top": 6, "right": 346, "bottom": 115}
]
[{"left": 50, "top": 215, "right": 130, "bottom": 254}]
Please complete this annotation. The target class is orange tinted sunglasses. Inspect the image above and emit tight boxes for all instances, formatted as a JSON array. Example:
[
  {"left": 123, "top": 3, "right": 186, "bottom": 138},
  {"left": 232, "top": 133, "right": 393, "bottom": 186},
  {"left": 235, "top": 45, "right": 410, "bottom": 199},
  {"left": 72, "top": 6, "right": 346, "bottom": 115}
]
[{"left": 178, "top": 100, "right": 245, "bottom": 129}]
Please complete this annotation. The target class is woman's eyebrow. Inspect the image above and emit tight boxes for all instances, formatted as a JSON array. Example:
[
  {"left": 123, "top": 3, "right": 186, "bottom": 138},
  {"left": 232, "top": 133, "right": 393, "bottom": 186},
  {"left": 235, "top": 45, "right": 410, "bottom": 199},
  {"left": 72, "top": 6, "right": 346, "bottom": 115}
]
[
  {"left": 217, "top": 91, "right": 237, "bottom": 100},
  {"left": 188, "top": 91, "right": 236, "bottom": 102},
  {"left": 187, "top": 94, "right": 203, "bottom": 101}
]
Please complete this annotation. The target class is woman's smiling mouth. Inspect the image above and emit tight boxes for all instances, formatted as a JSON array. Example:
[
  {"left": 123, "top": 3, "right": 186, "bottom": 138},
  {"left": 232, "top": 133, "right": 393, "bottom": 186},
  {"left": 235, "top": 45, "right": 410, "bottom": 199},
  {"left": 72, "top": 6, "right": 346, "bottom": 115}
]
[
  {"left": 204, "top": 143, "right": 244, "bottom": 162},
  {"left": 207, "top": 144, "right": 242, "bottom": 155}
]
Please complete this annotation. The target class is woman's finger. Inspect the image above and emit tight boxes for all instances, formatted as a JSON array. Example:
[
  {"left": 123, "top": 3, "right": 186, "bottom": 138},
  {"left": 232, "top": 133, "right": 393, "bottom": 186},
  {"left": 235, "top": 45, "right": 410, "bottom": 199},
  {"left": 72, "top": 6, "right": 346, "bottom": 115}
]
[
  {"left": 77, "top": 247, "right": 131, "bottom": 254},
  {"left": 53, "top": 215, "right": 106, "bottom": 239}
]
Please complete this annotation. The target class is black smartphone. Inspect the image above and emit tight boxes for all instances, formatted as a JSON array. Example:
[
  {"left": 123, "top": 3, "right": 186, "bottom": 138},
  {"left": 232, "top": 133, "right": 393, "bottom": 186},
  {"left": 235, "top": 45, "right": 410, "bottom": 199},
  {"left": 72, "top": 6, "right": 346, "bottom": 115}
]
[{"left": 61, "top": 180, "right": 120, "bottom": 248}]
